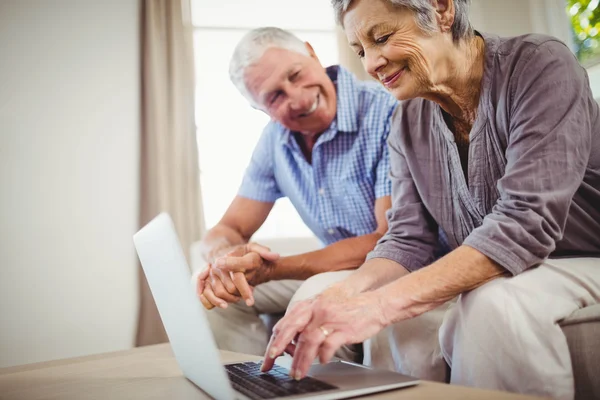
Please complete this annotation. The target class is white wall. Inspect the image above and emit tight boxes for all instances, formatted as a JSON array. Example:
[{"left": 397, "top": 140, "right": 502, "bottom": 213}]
[
  {"left": 470, "top": 0, "right": 534, "bottom": 37},
  {"left": 0, "top": 0, "right": 140, "bottom": 368},
  {"left": 471, "top": 0, "right": 572, "bottom": 47},
  {"left": 472, "top": 1, "right": 600, "bottom": 98}
]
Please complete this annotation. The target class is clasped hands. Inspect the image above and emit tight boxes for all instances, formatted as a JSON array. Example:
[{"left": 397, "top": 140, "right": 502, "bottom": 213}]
[{"left": 193, "top": 243, "right": 279, "bottom": 310}]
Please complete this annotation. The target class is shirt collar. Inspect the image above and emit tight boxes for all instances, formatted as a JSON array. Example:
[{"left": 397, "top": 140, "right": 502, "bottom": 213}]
[
  {"left": 278, "top": 65, "right": 361, "bottom": 147},
  {"left": 331, "top": 65, "right": 360, "bottom": 133}
]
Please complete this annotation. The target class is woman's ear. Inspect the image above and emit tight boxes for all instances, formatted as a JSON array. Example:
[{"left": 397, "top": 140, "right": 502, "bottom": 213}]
[{"left": 433, "top": 0, "right": 455, "bottom": 35}]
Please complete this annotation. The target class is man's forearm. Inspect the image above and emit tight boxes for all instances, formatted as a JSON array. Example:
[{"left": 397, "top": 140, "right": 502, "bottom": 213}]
[
  {"left": 376, "top": 245, "right": 509, "bottom": 324},
  {"left": 270, "top": 232, "right": 385, "bottom": 281},
  {"left": 199, "top": 224, "right": 247, "bottom": 263}
]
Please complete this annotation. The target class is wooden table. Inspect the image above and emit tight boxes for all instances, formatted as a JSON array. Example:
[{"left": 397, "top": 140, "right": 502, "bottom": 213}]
[{"left": 0, "top": 343, "right": 545, "bottom": 399}]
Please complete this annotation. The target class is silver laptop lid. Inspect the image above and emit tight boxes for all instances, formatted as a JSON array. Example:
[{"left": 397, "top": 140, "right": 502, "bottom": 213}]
[{"left": 133, "top": 213, "right": 234, "bottom": 400}]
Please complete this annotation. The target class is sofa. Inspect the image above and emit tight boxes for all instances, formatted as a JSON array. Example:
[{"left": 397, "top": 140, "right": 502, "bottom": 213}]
[{"left": 561, "top": 303, "right": 600, "bottom": 400}]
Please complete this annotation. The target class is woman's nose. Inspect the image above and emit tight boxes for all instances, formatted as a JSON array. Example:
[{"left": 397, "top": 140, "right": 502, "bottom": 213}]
[{"left": 364, "top": 49, "right": 386, "bottom": 78}]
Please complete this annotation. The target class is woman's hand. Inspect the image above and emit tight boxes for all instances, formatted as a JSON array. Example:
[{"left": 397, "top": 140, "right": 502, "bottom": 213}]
[{"left": 261, "top": 288, "right": 389, "bottom": 380}]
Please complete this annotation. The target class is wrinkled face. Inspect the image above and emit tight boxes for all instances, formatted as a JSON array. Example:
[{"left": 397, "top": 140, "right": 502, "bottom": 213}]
[
  {"left": 343, "top": 0, "right": 445, "bottom": 100},
  {"left": 244, "top": 46, "right": 337, "bottom": 136}
]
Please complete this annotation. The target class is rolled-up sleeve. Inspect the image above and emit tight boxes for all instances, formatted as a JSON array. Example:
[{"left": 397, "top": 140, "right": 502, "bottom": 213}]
[
  {"left": 367, "top": 110, "right": 439, "bottom": 271},
  {"left": 237, "top": 124, "right": 283, "bottom": 202},
  {"left": 463, "top": 40, "right": 593, "bottom": 275}
]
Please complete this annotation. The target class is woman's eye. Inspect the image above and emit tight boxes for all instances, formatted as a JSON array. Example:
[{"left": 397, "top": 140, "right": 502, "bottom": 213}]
[{"left": 375, "top": 34, "right": 391, "bottom": 44}]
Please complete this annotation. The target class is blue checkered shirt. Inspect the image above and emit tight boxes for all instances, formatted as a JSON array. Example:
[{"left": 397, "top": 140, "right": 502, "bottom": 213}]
[{"left": 238, "top": 66, "right": 398, "bottom": 245}]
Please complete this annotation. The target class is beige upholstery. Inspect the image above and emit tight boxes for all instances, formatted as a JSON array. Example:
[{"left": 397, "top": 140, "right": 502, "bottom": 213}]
[{"left": 560, "top": 303, "right": 600, "bottom": 400}]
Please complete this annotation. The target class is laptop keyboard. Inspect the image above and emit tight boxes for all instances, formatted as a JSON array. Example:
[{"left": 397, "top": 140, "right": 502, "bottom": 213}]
[{"left": 225, "top": 361, "right": 338, "bottom": 399}]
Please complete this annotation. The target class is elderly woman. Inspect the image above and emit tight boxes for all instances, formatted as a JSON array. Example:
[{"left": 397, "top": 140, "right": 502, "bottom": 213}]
[{"left": 257, "top": 0, "right": 600, "bottom": 398}]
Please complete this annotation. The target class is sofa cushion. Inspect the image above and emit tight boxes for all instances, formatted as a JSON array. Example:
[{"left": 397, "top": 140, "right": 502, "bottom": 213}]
[{"left": 560, "top": 304, "right": 600, "bottom": 400}]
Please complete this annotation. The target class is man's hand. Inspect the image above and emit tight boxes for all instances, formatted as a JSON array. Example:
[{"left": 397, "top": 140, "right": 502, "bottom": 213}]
[
  {"left": 213, "top": 242, "right": 280, "bottom": 286},
  {"left": 193, "top": 243, "right": 280, "bottom": 310}
]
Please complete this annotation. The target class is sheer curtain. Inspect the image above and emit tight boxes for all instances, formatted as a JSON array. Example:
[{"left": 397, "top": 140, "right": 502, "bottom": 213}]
[
  {"left": 136, "top": 0, "right": 204, "bottom": 346},
  {"left": 191, "top": 1, "right": 339, "bottom": 243}
]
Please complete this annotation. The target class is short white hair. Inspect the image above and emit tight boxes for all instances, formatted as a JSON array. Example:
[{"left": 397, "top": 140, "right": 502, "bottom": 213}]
[
  {"left": 331, "top": 0, "right": 473, "bottom": 43},
  {"left": 229, "top": 27, "right": 310, "bottom": 107}
]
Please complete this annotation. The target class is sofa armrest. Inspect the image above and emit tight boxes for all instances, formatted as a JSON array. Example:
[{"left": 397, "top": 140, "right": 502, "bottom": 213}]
[
  {"left": 560, "top": 303, "right": 600, "bottom": 326},
  {"left": 560, "top": 304, "right": 600, "bottom": 400}
]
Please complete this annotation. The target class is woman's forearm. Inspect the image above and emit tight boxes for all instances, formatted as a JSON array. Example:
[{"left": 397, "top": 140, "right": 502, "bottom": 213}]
[
  {"left": 376, "top": 245, "right": 509, "bottom": 324},
  {"left": 339, "top": 257, "right": 411, "bottom": 295}
]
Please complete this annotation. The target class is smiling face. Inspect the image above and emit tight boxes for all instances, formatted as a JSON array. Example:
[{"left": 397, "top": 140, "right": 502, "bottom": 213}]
[
  {"left": 343, "top": 0, "right": 448, "bottom": 101},
  {"left": 244, "top": 45, "right": 337, "bottom": 136}
]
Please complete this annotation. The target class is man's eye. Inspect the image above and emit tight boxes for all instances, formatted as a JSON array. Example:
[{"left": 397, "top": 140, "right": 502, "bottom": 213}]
[
  {"left": 290, "top": 71, "right": 300, "bottom": 81},
  {"left": 375, "top": 34, "right": 391, "bottom": 44},
  {"left": 270, "top": 92, "right": 281, "bottom": 105}
]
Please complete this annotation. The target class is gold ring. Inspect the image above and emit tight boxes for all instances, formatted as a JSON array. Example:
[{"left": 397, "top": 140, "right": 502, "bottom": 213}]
[{"left": 319, "top": 326, "right": 331, "bottom": 337}]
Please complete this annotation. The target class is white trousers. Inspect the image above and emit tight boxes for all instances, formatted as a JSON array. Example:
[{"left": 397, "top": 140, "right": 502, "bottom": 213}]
[
  {"left": 205, "top": 278, "right": 302, "bottom": 356},
  {"left": 205, "top": 271, "right": 356, "bottom": 358},
  {"left": 207, "top": 257, "right": 600, "bottom": 399},
  {"left": 206, "top": 269, "right": 451, "bottom": 381},
  {"left": 363, "top": 302, "right": 451, "bottom": 382},
  {"left": 291, "top": 270, "right": 449, "bottom": 382},
  {"left": 439, "top": 257, "right": 600, "bottom": 400}
]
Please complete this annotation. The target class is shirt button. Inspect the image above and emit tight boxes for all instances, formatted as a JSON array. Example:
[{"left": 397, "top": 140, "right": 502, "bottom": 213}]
[
  {"left": 318, "top": 188, "right": 325, "bottom": 196},
  {"left": 328, "top": 229, "right": 335, "bottom": 235}
]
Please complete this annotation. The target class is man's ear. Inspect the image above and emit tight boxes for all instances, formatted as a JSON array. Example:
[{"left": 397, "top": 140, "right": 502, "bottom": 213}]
[
  {"left": 305, "top": 41, "right": 322, "bottom": 65},
  {"left": 433, "top": 0, "right": 455, "bottom": 35},
  {"left": 250, "top": 103, "right": 269, "bottom": 116}
]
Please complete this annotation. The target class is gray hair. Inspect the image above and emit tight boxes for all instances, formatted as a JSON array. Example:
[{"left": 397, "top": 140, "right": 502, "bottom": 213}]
[
  {"left": 331, "top": 0, "right": 473, "bottom": 43},
  {"left": 229, "top": 27, "right": 310, "bottom": 107}
]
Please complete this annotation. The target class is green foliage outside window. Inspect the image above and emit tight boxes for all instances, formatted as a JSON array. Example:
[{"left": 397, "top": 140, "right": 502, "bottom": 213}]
[{"left": 567, "top": 0, "right": 600, "bottom": 63}]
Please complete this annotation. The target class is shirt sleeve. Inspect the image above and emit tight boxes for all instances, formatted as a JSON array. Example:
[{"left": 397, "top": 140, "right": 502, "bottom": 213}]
[
  {"left": 373, "top": 100, "right": 397, "bottom": 199},
  {"left": 463, "top": 40, "right": 593, "bottom": 275},
  {"left": 237, "top": 124, "right": 284, "bottom": 202},
  {"left": 366, "top": 107, "right": 440, "bottom": 271}
]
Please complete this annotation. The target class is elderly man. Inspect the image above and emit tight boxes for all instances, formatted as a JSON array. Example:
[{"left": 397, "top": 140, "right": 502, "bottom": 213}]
[
  {"left": 193, "top": 27, "right": 399, "bottom": 360},
  {"left": 262, "top": 0, "right": 600, "bottom": 399}
]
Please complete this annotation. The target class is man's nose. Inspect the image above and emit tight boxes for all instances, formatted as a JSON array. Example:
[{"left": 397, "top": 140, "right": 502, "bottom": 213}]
[{"left": 288, "top": 89, "right": 312, "bottom": 111}]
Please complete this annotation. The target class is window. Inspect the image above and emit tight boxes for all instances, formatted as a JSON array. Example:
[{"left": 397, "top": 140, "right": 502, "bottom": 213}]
[
  {"left": 566, "top": 0, "right": 600, "bottom": 64},
  {"left": 561, "top": 0, "right": 600, "bottom": 96},
  {"left": 191, "top": 1, "right": 338, "bottom": 240}
]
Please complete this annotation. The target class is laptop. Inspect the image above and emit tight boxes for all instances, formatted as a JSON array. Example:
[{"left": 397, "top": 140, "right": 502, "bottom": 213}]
[{"left": 133, "top": 213, "right": 419, "bottom": 400}]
